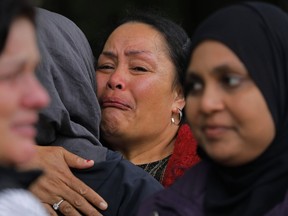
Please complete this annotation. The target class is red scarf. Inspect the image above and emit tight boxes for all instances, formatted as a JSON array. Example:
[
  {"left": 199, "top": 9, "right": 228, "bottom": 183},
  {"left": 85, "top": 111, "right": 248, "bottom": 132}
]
[{"left": 162, "top": 124, "right": 200, "bottom": 187}]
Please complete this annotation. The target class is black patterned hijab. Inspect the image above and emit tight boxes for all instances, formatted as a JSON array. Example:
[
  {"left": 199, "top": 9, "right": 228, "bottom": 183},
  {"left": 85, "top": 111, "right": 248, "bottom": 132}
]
[{"left": 189, "top": 2, "right": 288, "bottom": 216}]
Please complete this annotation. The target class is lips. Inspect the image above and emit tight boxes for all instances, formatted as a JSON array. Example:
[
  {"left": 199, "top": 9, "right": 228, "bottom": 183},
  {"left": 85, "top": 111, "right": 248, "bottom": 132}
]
[
  {"left": 100, "top": 97, "right": 133, "bottom": 110},
  {"left": 201, "top": 125, "right": 233, "bottom": 139},
  {"left": 10, "top": 116, "right": 38, "bottom": 139}
]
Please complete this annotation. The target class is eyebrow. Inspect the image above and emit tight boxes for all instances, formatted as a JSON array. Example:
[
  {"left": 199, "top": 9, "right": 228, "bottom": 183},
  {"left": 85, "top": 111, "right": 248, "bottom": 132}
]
[
  {"left": 102, "top": 49, "right": 154, "bottom": 58},
  {"left": 213, "top": 64, "right": 234, "bottom": 74},
  {"left": 101, "top": 51, "right": 116, "bottom": 59},
  {"left": 125, "top": 49, "right": 153, "bottom": 56},
  {"left": 101, "top": 50, "right": 157, "bottom": 66},
  {"left": 188, "top": 64, "right": 241, "bottom": 77}
]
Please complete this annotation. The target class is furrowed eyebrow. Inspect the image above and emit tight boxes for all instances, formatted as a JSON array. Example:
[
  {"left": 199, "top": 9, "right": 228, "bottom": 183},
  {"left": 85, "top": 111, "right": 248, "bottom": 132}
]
[
  {"left": 101, "top": 51, "right": 117, "bottom": 59},
  {"left": 101, "top": 50, "right": 154, "bottom": 58},
  {"left": 127, "top": 50, "right": 156, "bottom": 64},
  {"left": 101, "top": 50, "right": 153, "bottom": 56},
  {"left": 125, "top": 49, "right": 152, "bottom": 56},
  {"left": 100, "top": 49, "right": 157, "bottom": 68}
]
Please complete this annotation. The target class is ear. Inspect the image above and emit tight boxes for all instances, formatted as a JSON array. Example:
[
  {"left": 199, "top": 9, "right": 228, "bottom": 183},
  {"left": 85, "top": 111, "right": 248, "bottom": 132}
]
[{"left": 172, "top": 85, "right": 185, "bottom": 112}]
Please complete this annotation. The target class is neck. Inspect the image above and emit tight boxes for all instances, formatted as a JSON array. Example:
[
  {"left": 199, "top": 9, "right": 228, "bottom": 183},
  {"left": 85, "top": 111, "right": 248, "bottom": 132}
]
[
  {"left": 125, "top": 137, "right": 176, "bottom": 165},
  {"left": 104, "top": 126, "right": 179, "bottom": 165}
]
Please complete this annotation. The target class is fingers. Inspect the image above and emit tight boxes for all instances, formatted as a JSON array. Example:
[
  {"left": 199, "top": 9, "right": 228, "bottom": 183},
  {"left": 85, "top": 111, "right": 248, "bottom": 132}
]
[
  {"left": 43, "top": 203, "right": 57, "bottom": 216},
  {"left": 28, "top": 146, "right": 107, "bottom": 215},
  {"left": 58, "top": 187, "right": 104, "bottom": 216},
  {"left": 67, "top": 175, "right": 108, "bottom": 211},
  {"left": 62, "top": 148, "right": 108, "bottom": 211},
  {"left": 57, "top": 200, "right": 82, "bottom": 216},
  {"left": 31, "top": 171, "right": 105, "bottom": 216},
  {"left": 43, "top": 200, "right": 82, "bottom": 216},
  {"left": 63, "top": 149, "right": 94, "bottom": 169}
]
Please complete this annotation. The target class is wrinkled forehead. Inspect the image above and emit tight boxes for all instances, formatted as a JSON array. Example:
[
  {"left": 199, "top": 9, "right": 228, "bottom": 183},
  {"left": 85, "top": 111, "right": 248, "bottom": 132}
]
[{"left": 105, "top": 22, "right": 169, "bottom": 54}]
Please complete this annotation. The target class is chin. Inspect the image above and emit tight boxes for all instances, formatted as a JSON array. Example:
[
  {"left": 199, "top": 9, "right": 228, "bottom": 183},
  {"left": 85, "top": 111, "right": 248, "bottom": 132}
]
[{"left": 101, "top": 121, "right": 122, "bottom": 135}]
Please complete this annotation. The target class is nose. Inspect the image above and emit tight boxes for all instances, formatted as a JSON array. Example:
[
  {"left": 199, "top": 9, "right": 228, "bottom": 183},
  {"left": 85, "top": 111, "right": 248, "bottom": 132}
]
[
  {"left": 21, "top": 74, "right": 50, "bottom": 110},
  {"left": 200, "top": 86, "right": 224, "bottom": 114},
  {"left": 106, "top": 67, "right": 126, "bottom": 90}
]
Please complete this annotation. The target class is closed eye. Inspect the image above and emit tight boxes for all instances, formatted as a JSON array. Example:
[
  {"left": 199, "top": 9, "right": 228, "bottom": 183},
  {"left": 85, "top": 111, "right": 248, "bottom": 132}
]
[
  {"left": 96, "top": 64, "right": 114, "bottom": 71},
  {"left": 0, "top": 62, "right": 24, "bottom": 82},
  {"left": 0, "top": 69, "right": 23, "bottom": 82},
  {"left": 131, "top": 66, "right": 148, "bottom": 72}
]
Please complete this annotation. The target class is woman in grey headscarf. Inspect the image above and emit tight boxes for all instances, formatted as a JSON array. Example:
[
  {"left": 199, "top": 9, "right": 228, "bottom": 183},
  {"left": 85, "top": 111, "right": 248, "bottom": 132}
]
[{"left": 24, "top": 8, "right": 162, "bottom": 216}]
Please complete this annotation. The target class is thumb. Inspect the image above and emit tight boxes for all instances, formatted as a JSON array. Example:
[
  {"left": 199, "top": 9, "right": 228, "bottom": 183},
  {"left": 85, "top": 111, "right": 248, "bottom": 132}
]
[{"left": 63, "top": 149, "right": 94, "bottom": 169}]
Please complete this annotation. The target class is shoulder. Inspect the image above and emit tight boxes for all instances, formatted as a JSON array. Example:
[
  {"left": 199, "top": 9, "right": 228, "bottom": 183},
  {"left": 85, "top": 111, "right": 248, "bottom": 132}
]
[
  {"left": 105, "top": 150, "right": 163, "bottom": 184},
  {"left": 106, "top": 158, "right": 163, "bottom": 215},
  {"left": 137, "top": 162, "right": 209, "bottom": 216},
  {"left": 114, "top": 156, "right": 164, "bottom": 190},
  {"left": 265, "top": 190, "right": 288, "bottom": 216},
  {"left": 170, "top": 161, "right": 208, "bottom": 199},
  {"left": 85, "top": 151, "right": 163, "bottom": 216}
]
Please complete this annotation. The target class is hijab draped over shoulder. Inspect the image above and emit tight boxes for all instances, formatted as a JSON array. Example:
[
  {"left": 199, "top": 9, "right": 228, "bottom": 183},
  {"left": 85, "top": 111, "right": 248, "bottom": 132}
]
[
  {"left": 35, "top": 8, "right": 107, "bottom": 162},
  {"left": 190, "top": 2, "right": 288, "bottom": 216}
]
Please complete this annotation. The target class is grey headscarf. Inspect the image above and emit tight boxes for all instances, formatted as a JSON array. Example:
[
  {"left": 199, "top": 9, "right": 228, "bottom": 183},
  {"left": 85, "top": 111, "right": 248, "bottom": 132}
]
[{"left": 35, "top": 8, "right": 107, "bottom": 162}]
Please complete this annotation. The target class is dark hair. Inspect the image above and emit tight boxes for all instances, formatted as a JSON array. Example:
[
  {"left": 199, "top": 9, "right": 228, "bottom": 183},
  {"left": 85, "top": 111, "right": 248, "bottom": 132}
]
[
  {"left": 95, "top": 10, "right": 191, "bottom": 88},
  {"left": 0, "top": 0, "right": 35, "bottom": 53}
]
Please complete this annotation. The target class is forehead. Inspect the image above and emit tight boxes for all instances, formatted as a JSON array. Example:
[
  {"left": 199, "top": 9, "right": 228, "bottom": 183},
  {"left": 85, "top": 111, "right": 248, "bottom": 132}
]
[
  {"left": 193, "top": 41, "right": 238, "bottom": 61},
  {"left": 2, "top": 17, "right": 39, "bottom": 63},
  {"left": 188, "top": 40, "right": 244, "bottom": 72},
  {"left": 104, "top": 22, "right": 168, "bottom": 52}
]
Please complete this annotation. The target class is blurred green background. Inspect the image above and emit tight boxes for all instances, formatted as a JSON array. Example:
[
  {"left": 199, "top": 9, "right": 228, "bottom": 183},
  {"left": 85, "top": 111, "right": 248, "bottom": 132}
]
[{"left": 33, "top": 0, "right": 288, "bottom": 54}]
